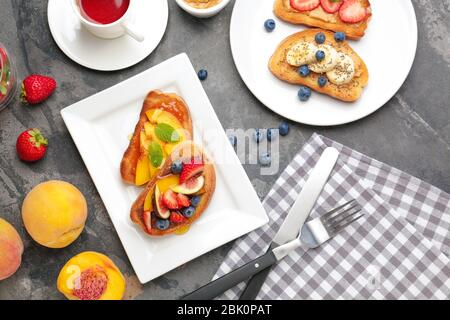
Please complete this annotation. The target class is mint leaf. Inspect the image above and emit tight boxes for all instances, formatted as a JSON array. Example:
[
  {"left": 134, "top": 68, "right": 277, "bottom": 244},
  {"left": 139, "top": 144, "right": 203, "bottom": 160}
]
[
  {"left": 148, "top": 141, "right": 163, "bottom": 168},
  {"left": 154, "top": 123, "right": 180, "bottom": 143},
  {"left": 0, "top": 85, "right": 7, "bottom": 95}
]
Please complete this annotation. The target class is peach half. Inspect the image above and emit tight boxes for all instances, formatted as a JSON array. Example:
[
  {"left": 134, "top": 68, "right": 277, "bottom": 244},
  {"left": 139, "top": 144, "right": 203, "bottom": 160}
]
[
  {"left": 22, "top": 180, "right": 88, "bottom": 248},
  {"left": 57, "top": 251, "right": 126, "bottom": 300},
  {"left": 0, "top": 218, "right": 24, "bottom": 280}
]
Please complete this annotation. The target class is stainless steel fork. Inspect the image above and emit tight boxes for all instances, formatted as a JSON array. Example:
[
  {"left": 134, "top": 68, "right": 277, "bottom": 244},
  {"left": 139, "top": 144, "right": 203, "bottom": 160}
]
[
  {"left": 182, "top": 199, "right": 363, "bottom": 300},
  {"left": 299, "top": 199, "right": 363, "bottom": 249}
]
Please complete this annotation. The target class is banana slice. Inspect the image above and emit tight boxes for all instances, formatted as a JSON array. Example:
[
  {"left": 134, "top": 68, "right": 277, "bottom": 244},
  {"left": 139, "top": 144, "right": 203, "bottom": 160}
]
[
  {"left": 326, "top": 53, "right": 355, "bottom": 85},
  {"left": 286, "top": 41, "right": 318, "bottom": 67},
  {"left": 309, "top": 45, "right": 339, "bottom": 73}
]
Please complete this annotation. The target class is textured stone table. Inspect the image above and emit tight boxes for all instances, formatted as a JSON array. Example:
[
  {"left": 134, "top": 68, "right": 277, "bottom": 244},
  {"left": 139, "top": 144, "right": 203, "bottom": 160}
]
[{"left": 0, "top": 0, "right": 448, "bottom": 300}]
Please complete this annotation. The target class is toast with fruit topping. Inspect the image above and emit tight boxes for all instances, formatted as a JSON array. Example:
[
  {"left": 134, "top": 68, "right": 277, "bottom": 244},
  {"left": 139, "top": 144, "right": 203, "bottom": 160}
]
[
  {"left": 269, "top": 29, "right": 368, "bottom": 102},
  {"left": 120, "top": 90, "right": 193, "bottom": 186},
  {"left": 274, "top": 0, "right": 372, "bottom": 40},
  {"left": 130, "top": 141, "right": 216, "bottom": 237}
]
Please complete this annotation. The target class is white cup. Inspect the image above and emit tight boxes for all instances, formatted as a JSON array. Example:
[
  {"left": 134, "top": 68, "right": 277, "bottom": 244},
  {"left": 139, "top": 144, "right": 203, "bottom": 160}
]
[{"left": 71, "top": 0, "right": 145, "bottom": 42}]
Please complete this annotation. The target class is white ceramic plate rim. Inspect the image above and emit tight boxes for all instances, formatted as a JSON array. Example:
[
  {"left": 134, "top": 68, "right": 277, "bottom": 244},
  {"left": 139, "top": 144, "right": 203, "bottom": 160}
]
[
  {"left": 60, "top": 53, "right": 269, "bottom": 283},
  {"left": 47, "top": 0, "right": 169, "bottom": 71},
  {"left": 230, "top": 0, "right": 418, "bottom": 126}
]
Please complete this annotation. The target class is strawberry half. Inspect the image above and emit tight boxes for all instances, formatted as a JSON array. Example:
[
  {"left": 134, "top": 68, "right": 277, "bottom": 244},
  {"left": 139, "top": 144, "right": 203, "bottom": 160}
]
[
  {"left": 176, "top": 194, "right": 191, "bottom": 208},
  {"left": 290, "top": 0, "right": 320, "bottom": 12},
  {"left": 16, "top": 128, "right": 48, "bottom": 162},
  {"left": 21, "top": 74, "right": 56, "bottom": 104},
  {"left": 162, "top": 190, "right": 180, "bottom": 210},
  {"left": 339, "top": 0, "right": 367, "bottom": 23},
  {"left": 320, "top": 0, "right": 343, "bottom": 13},
  {"left": 170, "top": 211, "right": 186, "bottom": 224},
  {"left": 142, "top": 210, "right": 152, "bottom": 233},
  {"left": 179, "top": 161, "right": 204, "bottom": 184}
]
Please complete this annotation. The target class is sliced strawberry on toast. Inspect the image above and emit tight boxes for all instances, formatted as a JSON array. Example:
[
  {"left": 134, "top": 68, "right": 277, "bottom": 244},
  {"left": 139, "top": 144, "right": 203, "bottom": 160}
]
[
  {"left": 320, "top": 0, "right": 343, "bottom": 14},
  {"left": 290, "top": 0, "right": 320, "bottom": 12},
  {"left": 162, "top": 190, "right": 180, "bottom": 210},
  {"left": 142, "top": 211, "right": 152, "bottom": 233},
  {"left": 339, "top": 0, "right": 368, "bottom": 23},
  {"left": 179, "top": 161, "right": 204, "bottom": 184}
]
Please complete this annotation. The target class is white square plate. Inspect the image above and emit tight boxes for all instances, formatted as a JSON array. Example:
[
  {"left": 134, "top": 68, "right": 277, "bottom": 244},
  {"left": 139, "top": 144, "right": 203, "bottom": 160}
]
[{"left": 61, "top": 53, "right": 268, "bottom": 283}]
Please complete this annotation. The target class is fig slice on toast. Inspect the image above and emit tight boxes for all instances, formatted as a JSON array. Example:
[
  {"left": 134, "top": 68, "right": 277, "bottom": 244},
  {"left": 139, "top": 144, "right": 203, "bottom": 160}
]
[{"left": 130, "top": 141, "right": 216, "bottom": 237}]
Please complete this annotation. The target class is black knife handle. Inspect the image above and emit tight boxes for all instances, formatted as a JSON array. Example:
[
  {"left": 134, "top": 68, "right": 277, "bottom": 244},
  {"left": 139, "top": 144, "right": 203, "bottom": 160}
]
[
  {"left": 239, "top": 266, "right": 272, "bottom": 300},
  {"left": 181, "top": 251, "right": 278, "bottom": 300}
]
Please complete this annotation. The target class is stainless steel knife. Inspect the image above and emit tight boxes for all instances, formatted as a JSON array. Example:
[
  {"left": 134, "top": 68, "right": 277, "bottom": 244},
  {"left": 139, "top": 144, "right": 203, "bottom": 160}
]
[{"left": 239, "top": 147, "right": 339, "bottom": 299}]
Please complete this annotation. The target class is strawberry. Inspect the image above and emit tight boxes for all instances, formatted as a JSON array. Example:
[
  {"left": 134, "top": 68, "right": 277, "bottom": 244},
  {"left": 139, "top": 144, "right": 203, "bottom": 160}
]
[
  {"left": 142, "top": 210, "right": 152, "bottom": 233},
  {"left": 0, "top": 48, "right": 7, "bottom": 63},
  {"left": 179, "top": 161, "right": 204, "bottom": 184},
  {"left": 320, "top": 0, "right": 343, "bottom": 13},
  {"left": 162, "top": 190, "right": 180, "bottom": 210},
  {"left": 21, "top": 74, "right": 56, "bottom": 104},
  {"left": 176, "top": 194, "right": 191, "bottom": 208},
  {"left": 170, "top": 211, "right": 186, "bottom": 224},
  {"left": 16, "top": 128, "right": 48, "bottom": 162},
  {"left": 290, "top": 0, "right": 320, "bottom": 12},
  {"left": 339, "top": 0, "right": 367, "bottom": 23}
]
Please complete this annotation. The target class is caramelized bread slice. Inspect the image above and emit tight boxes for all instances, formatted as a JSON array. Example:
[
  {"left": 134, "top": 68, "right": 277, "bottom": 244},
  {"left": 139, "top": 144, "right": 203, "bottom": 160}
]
[
  {"left": 120, "top": 90, "right": 193, "bottom": 185},
  {"left": 274, "top": 0, "right": 372, "bottom": 40},
  {"left": 130, "top": 141, "right": 216, "bottom": 237},
  {"left": 269, "top": 29, "right": 368, "bottom": 102}
]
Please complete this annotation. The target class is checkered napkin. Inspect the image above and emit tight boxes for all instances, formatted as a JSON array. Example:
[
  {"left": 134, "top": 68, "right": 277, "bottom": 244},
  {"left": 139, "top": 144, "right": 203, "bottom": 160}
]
[{"left": 215, "top": 134, "right": 450, "bottom": 299}]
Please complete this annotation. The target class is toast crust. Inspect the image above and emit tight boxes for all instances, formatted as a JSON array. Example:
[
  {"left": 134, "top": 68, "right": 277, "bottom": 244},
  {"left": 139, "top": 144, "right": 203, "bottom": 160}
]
[
  {"left": 120, "top": 90, "right": 193, "bottom": 185},
  {"left": 130, "top": 141, "right": 216, "bottom": 237},
  {"left": 269, "top": 29, "right": 369, "bottom": 102},
  {"left": 274, "top": 0, "right": 372, "bottom": 40}
]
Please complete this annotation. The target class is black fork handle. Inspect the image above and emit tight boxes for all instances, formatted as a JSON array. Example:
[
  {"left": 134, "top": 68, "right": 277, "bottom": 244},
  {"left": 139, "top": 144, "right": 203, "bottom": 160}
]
[{"left": 239, "top": 266, "right": 272, "bottom": 300}]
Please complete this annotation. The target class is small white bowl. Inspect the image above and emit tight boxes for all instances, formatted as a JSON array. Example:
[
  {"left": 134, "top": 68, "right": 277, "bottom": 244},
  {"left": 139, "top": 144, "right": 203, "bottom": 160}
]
[{"left": 175, "top": 0, "right": 231, "bottom": 18}]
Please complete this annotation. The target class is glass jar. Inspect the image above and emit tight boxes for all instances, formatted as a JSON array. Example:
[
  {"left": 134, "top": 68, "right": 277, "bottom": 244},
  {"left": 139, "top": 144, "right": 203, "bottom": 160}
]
[{"left": 0, "top": 44, "right": 17, "bottom": 112}]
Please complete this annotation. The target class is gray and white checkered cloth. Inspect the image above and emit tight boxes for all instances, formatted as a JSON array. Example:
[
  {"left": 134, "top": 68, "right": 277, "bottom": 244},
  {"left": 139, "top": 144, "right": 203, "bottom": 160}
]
[{"left": 215, "top": 134, "right": 450, "bottom": 299}]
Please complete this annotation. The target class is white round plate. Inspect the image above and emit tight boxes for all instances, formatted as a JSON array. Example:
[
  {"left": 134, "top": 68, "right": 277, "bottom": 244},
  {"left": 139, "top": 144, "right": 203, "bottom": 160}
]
[
  {"left": 230, "top": 0, "right": 418, "bottom": 126},
  {"left": 48, "top": 0, "right": 168, "bottom": 71}
]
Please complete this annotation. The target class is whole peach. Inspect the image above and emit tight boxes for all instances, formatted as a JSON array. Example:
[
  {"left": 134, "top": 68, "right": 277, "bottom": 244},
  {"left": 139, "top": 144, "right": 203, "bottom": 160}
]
[
  {"left": 0, "top": 218, "right": 24, "bottom": 280},
  {"left": 22, "top": 180, "right": 88, "bottom": 249}
]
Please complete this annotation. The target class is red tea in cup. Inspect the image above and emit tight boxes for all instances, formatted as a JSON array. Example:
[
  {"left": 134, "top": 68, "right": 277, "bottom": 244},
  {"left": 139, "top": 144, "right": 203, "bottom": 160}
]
[{"left": 79, "top": 0, "right": 130, "bottom": 25}]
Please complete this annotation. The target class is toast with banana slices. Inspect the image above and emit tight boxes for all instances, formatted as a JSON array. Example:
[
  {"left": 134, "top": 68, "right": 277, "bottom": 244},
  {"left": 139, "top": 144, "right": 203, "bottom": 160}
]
[
  {"left": 130, "top": 141, "right": 216, "bottom": 237},
  {"left": 120, "top": 90, "right": 193, "bottom": 186},
  {"left": 274, "top": 0, "right": 372, "bottom": 40},
  {"left": 269, "top": 29, "right": 368, "bottom": 102}
]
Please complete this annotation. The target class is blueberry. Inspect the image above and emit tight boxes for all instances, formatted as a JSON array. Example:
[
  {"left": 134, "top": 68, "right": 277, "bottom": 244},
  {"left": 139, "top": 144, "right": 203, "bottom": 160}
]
[
  {"left": 315, "top": 50, "right": 325, "bottom": 61},
  {"left": 259, "top": 153, "right": 271, "bottom": 166},
  {"left": 253, "top": 129, "right": 265, "bottom": 144},
  {"left": 228, "top": 134, "right": 237, "bottom": 147},
  {"left": 298, "top": 86, "right": 312, "bottom": 102},
  {"left": 264, "top": 19, "right": 276, "bottom": 32},
  {"left": 318, "top": 75, "right": 328, "bottom": 87},
  {"left": 298, "top": 65, "right": 310, "bottom": 78},
  {"left": 155, "top": 219, "right": 170, "bottom": 231},
  {"left": 182, "top": 206, "right": 196, "bottom": 218},
  {"left": 171, "top": 160, "right": 183, "bottom": 174},
  {"left": 190, "top": 195, "right": 201, "bottom": 207},
  {"left": 267, "top": 128, "right": 278, "bottom": 142},
  {"left": 315, "top": 32, "right": 326, "bottom": 44},
  {"left": 334, "top": 32, "right": 346, "bottom": 42},
  {"left": 279, "top": 122, "right": 290, "bottom": 136},
  {"left": 198, "top": 69, "right": 208, "bottom": 81}
]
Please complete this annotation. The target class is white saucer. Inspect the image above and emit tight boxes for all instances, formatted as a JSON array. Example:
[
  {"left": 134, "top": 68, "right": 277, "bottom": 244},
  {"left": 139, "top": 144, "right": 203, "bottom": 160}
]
[{"left": 47, "top": 0, "right": 168, "bottom": 71}]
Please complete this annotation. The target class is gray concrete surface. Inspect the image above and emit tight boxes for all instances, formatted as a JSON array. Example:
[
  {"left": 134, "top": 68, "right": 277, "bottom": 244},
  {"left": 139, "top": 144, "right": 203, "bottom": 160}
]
[{"left": 0, "top": 0, "right": 448, "bottom": 299}]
